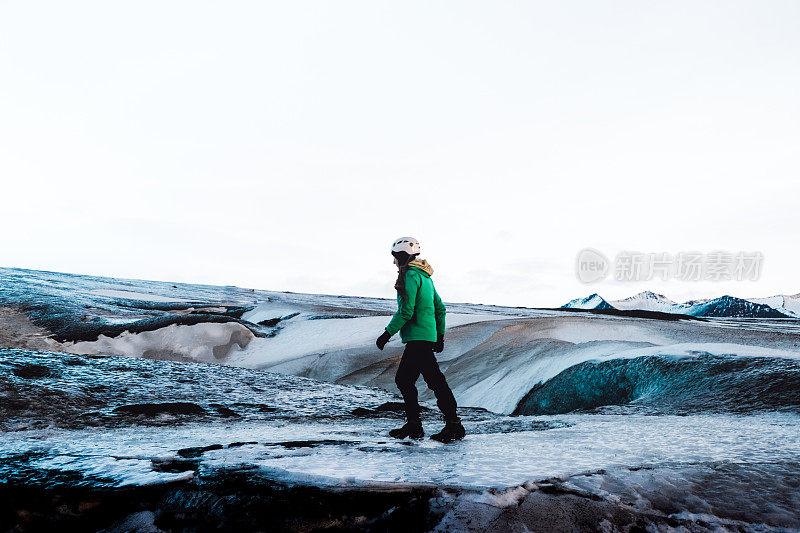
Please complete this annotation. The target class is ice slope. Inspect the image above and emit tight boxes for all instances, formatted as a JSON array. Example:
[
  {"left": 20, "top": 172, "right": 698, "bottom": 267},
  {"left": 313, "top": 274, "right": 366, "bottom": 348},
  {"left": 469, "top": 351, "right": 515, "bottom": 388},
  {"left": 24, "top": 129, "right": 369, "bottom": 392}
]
[
  {"left": 336, "top": 314, "right": 800, "bottom": 413},
  {"left": 3, "top": 267, "right": 800, "bottom": 417},
  {"left": 88, "top": 289, "right": 192, "bottom": 303}
]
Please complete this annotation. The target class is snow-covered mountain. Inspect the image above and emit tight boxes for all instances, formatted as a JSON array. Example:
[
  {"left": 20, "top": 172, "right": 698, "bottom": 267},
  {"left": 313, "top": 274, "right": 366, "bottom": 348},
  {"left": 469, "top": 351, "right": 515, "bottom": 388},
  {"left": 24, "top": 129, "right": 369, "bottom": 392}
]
[
  {"left": 563, "top": 291, "right": 800, "bottom": 319},
  {"left": 562, "top": 293, "right": 614, "bottom": 310},
  {"left": 749, "top": 293, "right": 800, "bottom": 318},
  {"left": 610, "top": 291, "right": 689, "bottom": 314},
  {"left": 688, "top": 295, "right": 791, "bottom": 318}
]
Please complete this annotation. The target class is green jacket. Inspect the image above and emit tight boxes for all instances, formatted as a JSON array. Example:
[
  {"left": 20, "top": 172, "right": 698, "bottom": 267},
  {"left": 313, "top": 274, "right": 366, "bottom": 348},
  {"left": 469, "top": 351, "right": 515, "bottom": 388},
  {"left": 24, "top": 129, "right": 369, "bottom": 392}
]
[{"left": 385, "top": 258, "right": 446, "bottom": 343}]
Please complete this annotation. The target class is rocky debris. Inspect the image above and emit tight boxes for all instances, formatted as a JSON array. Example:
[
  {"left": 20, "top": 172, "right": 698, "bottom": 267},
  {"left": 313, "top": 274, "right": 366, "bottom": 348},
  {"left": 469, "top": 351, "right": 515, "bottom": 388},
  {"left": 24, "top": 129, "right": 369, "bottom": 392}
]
[{"left": 0, "top": 307, "right": 61, "bottom": 351}]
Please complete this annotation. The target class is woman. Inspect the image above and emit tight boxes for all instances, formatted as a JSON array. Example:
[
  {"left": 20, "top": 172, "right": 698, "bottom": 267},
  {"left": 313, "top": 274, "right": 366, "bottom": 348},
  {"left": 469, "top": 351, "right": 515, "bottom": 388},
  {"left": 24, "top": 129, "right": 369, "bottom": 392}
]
[{"left": 375, "top": 237, "right": 465, "bottom": 443}]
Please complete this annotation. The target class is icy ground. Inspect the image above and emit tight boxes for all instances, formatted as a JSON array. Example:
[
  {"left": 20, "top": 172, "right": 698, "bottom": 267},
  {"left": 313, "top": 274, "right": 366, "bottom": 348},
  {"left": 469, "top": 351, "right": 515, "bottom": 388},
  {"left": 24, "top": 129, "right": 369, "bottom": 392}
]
[
  {"left": 2, "top": 267, "right": 800, "bottom": 531},
  {"left": 3, "top": 349, "right": 800, "bottom": 531},
  {"left": 9, "top": 411, "right": 798, "bottom": 491}
]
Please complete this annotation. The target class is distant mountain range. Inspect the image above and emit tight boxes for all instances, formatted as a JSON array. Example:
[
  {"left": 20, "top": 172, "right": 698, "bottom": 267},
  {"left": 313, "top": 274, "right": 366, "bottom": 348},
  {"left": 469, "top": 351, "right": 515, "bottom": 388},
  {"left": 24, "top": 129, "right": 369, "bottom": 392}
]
[{"left": 562, "top": 290, "right": 800, "bottom": 318}]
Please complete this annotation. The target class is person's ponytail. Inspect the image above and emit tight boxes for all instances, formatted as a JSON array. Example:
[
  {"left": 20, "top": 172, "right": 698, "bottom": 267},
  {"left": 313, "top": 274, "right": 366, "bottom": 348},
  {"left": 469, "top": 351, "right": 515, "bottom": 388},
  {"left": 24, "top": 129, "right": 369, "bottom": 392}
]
[{"left": 392, "top": 251, "right": 415, "bottom": 301}]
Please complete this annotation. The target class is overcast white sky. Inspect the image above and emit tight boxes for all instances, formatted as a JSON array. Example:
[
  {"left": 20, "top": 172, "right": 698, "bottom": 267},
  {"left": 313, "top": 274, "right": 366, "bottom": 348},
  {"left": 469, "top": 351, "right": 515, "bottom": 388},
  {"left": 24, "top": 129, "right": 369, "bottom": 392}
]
[{"left": 1, "top": 1, "right": 798, "bottom": 307}]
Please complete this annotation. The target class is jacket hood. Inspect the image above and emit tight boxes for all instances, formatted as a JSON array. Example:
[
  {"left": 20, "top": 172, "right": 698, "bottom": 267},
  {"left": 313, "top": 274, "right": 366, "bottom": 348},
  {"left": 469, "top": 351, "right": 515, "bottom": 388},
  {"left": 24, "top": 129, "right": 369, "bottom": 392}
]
[{"left": 407, "top": 258, "right": 434, "bottom": 276}]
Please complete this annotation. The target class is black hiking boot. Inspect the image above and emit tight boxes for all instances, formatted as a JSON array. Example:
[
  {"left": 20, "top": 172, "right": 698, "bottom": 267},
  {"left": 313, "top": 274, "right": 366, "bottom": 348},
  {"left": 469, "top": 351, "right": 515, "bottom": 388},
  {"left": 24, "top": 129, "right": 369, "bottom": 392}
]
[
  {"left": 389, "top": 421, "right": 424, "bottom": 439},
  {"left": 430, "top": 421, "right": 465, "bottom": 443}
]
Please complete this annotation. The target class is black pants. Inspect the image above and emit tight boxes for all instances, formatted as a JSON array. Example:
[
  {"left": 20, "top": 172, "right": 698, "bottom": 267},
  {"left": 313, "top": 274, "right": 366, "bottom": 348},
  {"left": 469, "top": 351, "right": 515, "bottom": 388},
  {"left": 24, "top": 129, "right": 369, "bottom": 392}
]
[{"left": 395, "top": 340, "right": 459, "bottom": 424}]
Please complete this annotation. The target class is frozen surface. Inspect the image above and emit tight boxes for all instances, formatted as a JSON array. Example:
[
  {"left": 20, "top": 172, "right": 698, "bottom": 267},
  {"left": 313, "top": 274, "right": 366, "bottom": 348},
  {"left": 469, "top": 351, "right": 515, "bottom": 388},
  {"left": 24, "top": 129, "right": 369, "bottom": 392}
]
[
  {"left": 3, "top": 267, "right": 800, "bottom": 530},
  {"left": 4, "top": 413, "right": 800, "bottom": 490},
  {"left": 2, "top": 348, "right": 799, "bottom": 530},
  {"left": 2, "top": 349, "right": 798, "bottom": 492}
]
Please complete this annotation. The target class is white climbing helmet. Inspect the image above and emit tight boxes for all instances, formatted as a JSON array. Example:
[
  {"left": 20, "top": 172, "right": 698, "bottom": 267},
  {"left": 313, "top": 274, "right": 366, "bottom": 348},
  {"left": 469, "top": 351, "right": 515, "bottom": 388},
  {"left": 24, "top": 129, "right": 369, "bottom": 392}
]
[{"left": 391, "top": 236, "right": 421, "bottom": 255}]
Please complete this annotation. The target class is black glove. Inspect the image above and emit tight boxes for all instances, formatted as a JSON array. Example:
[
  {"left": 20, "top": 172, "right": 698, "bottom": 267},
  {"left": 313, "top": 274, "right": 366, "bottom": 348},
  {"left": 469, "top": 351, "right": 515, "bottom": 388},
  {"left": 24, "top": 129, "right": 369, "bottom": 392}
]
[
  {"left": 376, "top": 330, "right": 392, "bottom": 351},
  {"left": 434, "top": 333, "right": 444, "bottom": 353}
]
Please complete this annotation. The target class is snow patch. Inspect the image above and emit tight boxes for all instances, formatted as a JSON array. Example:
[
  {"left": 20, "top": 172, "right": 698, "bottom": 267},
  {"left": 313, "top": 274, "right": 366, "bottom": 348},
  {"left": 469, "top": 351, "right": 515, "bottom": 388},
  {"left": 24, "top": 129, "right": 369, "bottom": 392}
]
[
  {"left": 228, "top": 312, "right": 512, "bottom": 369},
  {"left": 64, "top": 322, "right": 254, "bottom": 363}
]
